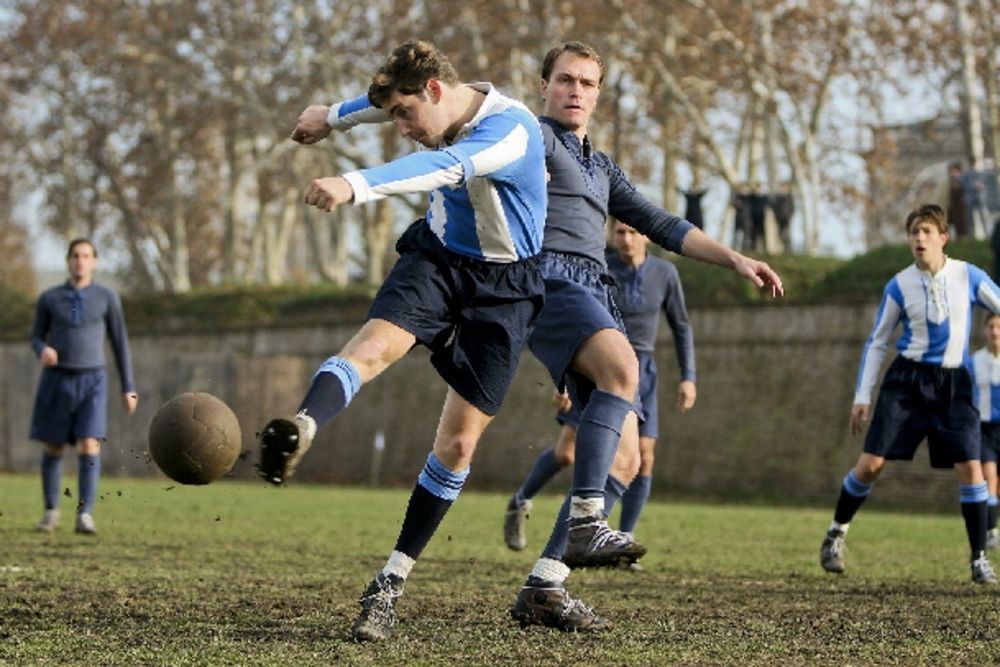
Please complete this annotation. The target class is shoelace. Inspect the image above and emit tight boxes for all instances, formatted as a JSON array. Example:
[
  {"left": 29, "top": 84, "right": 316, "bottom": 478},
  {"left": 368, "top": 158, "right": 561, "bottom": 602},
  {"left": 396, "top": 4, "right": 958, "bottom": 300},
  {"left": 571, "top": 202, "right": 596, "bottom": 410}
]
[
  {"left": 827, "top": 535, "right": 844, "bottom": 557},
  {"left": 560, "top": 593, "right": 596, "bottom": 620},
  {"left": 973, "top": 558, "right": 996, "bottom": 578},
  {"left": 589, "top": 522, "right": 632, "bottom": 550},
  {"left": 362, "top": 580, "right": 402, "bottom": 619}
]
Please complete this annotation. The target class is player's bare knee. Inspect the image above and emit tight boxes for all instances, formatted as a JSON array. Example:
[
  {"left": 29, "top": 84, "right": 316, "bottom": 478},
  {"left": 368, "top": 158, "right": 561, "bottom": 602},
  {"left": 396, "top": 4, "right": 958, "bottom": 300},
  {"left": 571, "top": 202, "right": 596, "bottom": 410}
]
[
  {"left": 594, "top": 360, "right": 639, "bottom": 400},
  {"left": 434, "top": 434, "right": 478, "bottom": 469}
]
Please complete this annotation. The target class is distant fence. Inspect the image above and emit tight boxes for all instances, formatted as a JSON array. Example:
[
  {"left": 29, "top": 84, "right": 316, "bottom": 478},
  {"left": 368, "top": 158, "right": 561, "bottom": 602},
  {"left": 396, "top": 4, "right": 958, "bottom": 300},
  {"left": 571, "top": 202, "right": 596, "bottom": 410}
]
[{"left": 0, "top": 303, "right": 980, "bottom": 511}]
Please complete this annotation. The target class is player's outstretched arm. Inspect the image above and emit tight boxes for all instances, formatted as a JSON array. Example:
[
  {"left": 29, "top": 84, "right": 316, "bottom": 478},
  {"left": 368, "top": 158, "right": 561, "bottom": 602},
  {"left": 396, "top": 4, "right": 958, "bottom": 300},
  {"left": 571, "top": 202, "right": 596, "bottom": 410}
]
[
  {"left": 680, "top": 228, "right": 784, "bottom": 297},
  {"left": 304, "top": 176, "right": 354, "bottom": 212},
  {"left": 291, "top": 95, "right": 390, "bottom": 145}
]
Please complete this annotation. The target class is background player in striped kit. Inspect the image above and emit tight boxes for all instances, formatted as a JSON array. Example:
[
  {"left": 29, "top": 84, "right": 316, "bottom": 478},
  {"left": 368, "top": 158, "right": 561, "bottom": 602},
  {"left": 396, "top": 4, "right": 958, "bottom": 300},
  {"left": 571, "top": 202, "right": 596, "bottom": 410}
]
[
  {"left": 504, "top": 219, "right": 696, "bottom": 561},
  {"left": 971, "top": 313, "right": 1000, "bottom": 550},
  {"left": 258, "top": 40, "right": 548, "bottom": 642},
  {"left": 820, "top": 203, "right": 1000, "bottom": 584}
]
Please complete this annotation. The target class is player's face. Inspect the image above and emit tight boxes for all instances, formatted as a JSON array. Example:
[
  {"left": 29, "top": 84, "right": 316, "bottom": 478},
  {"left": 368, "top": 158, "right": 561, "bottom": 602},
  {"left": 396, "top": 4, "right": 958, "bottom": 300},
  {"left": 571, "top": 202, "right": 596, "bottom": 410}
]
[
  {"left": 986, "top": 317, "right": 1000, "bottom": 351},
  {"left": 907, "top": 219, "right": 947, "bottom": 270},
  {"left": 613, "top": 223, "right": 648, "bottom": 262},
  {"left": 66, "top": 243, "right": 97, "bottom": 283},
  {"left": 541, "top": 53, "right": 601, "bottom": 136},
  {"left": 385, "top": 84, "right": 447, "bottom": 148}
]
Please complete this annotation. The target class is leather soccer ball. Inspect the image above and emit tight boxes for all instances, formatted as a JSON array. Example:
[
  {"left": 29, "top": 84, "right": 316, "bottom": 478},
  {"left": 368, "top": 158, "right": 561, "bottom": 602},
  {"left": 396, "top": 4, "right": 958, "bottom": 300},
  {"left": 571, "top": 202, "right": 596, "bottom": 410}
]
[{"left": 148, "top": 392, "right": 242, "bottom": 485}]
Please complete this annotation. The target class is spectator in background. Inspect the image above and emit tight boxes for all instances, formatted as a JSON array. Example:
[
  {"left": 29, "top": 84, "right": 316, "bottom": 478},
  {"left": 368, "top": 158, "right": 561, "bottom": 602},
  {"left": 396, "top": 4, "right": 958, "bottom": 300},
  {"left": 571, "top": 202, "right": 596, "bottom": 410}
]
[
  {"left": 947, "top": 161, "right": 968, "bottom": 238},
  {"left": 770, "top": 181, "right": 795, "bottom": 253},
  {"left": 681, "top": 185, "right": 706, "bottom": 231}
]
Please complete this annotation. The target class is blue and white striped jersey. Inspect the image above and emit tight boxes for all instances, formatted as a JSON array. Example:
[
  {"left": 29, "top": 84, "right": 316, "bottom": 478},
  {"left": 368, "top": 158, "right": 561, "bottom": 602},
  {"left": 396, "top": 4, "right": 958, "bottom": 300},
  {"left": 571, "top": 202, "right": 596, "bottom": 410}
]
[
  {"left": 325, "top": 84, "right": 546, "bottom": 263},
  {"left": 971, "top": 347, "right": 1000, "bottom": 423},
  {"left": 854, "top": 258, "right": 1000, "bottom": 404}
]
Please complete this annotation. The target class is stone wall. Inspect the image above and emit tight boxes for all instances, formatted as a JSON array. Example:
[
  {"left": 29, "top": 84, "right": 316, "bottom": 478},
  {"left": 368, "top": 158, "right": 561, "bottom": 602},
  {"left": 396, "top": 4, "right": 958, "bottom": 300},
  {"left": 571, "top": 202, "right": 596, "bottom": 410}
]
[{"left": 0, "top": 304, "right": 976, "bottom": 510}]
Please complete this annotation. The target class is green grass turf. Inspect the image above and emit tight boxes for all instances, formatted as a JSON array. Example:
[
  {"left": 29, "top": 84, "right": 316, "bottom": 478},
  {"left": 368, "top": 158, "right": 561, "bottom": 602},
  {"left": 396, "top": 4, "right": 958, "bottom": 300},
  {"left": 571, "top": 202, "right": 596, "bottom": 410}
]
[{"left": 2, "top": 473, "right": 1000, "bottom": 666}]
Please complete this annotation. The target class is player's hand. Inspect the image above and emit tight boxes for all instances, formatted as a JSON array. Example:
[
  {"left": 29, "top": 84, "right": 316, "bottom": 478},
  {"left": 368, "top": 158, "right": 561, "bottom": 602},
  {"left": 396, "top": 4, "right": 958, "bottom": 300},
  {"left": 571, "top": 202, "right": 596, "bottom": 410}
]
[
  {"left": 40, "top": 346, "right": 58, "bottom": 367},
  {"left": 676, "top": 380, "right": 696, "bottom": 412},
  {"left": 291, "top": 105, "right": 333, "bottom": 144},
  {"left": 123, "top": 392, "right": 139, "bottom": 415},
  {"left": 304, "top": 176, "right": 354, "bottom": 212},
  {"left": 849, "top": 403, "right": 869, "bottom": 436},
  {"left": 734, "top": 255, "right": 784, "bottom": 298},
  {"left": 552, "top": 390, "right": 572, "bottom": 414}
]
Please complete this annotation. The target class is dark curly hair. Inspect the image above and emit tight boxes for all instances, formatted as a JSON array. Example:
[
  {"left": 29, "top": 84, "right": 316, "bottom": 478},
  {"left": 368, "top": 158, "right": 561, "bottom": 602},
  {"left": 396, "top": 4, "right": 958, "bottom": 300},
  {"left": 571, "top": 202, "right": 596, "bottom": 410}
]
[{"left": 368, "top": 40, "right": 460, "bottom": 108}]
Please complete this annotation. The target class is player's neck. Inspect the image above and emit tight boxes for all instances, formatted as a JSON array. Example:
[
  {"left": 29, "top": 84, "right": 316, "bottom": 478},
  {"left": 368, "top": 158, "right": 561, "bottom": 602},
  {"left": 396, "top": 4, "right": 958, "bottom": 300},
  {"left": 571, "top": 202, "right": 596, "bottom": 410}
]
[
  {"left": 619, "top": 250, "right": 646, "bottom": 268},
  {"left": 443, "top": 86, "right": 485, "bottom": 143},
  {"left": 989, "top": 342, "right": 1000, "bottom": 357},
  {"left": 916, "top": 255, "right": 946, "bottom": 275},
  {"left": 69, "top": 276, "right": 93, "bottom": 290}
]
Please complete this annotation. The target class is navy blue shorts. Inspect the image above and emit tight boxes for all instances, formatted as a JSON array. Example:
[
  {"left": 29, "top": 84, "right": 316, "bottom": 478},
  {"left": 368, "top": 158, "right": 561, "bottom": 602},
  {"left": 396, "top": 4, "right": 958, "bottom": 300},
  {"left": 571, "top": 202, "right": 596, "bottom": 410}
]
[
  {"left": 982, "top": 422, "right": 1000, "bottom": 464},
  {"left": 528, "top": 252, "right": 627, "bottom": 411},
  {"left": 30, "top": 367, "right": 108, "bottom": 444},
  {"left": 368, "top": 220, "right": 544, "bottom": 416},
  {"left": 863, "top": 356, "right": 981, "bottom": 469},
  {"left": 558, "top": 351, "right": 659, "bottom": 438}
]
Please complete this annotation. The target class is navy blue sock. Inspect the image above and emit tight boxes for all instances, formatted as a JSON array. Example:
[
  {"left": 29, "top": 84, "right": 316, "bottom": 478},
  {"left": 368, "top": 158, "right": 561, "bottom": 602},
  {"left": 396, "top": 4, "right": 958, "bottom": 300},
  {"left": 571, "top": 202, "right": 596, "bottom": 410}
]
[
  {"left": 41, "top": 453, "right": 63, "bottom": 510},
  {"left": 78, "top": 454, "right": 100, "bottom": 514},
  {"left": 517, "top": 448, "right": 565, "bottom": 501},
  {"left": 572, "top": 390, "right": 632, "bottom": 500},
  {"left": 988, "top": 495, "right": 998, "bottom": 531},
  {"left": 297, "top": 357, "right": 361, "bottom": 429},
  {"left": 541, "top": 475, "right": 629, "bottom": 561},
  {"left": 833, "top": 470, "right": 873, "bottom": 525},
  {"left": 961, "top": 482, "right": 989, "bottom": 558},
  {"left": 393, "top": 453, "right": 469, "bottom": 559},
  {"left": 619, "top": 474, "right": 652, "bottom": 534},
  {"left": 541, "top": 493, "right": 572, "bottom": 560},
  {"left": 603, "top": 475, "right": 628, "bottom": 517}
]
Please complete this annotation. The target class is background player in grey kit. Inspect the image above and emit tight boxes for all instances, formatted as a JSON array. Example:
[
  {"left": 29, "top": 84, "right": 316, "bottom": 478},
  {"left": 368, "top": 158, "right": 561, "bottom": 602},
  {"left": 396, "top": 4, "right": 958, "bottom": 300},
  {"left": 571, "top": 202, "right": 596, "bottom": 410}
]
[
  {"left": 505, "top": 220, "right": 696, "bottom": 557},
  {"left": 819, "top": 204, "right": 1000, "bottom": 585},
  {"left": 508, "top": 41, "right": 781, "bottom": 633},
  {"left": 31, "top": 239, "right": 138, "bottom": 535}
]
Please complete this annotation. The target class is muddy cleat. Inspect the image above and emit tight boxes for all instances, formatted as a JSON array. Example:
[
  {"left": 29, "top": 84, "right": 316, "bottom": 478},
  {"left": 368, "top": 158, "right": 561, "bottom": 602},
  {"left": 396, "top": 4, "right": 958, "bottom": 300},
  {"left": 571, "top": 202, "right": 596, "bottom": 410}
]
[
  {"left": 987, "top": 528, "right": 999, "bottom": 551},
  {"left": 257, "top": 412, "right": 316, "bottom": 485},
  {"left": 36, "top": 509, "right": 60, "bottom": 533},
  {"left": 74, "top": 512, "right": 96, "bottom": 535},
  {"left": 351, "top": 573, "right": 405, "bottom": 642},
  {"left": 820, "top": 529, "right": 846, "bottom": 573},
  {"left": 510, "top": 581, "right": 611, "bottom": 632},
  {"left": 972, "top": 555, "right": 998, "bottom": 585},
  {"left": 504, "top": 497, "right": 532, "bottom": 551},
  {"left": 562, "top": 517, "right": 647, "bottom": 568}
]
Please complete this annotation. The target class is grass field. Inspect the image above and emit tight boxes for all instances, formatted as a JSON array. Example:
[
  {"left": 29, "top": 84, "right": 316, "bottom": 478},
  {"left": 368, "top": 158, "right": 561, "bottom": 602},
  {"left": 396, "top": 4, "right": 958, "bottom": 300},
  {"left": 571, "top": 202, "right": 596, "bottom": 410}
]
[{"left": 3, "top": 474, "right": 1000, "bottom": 666}]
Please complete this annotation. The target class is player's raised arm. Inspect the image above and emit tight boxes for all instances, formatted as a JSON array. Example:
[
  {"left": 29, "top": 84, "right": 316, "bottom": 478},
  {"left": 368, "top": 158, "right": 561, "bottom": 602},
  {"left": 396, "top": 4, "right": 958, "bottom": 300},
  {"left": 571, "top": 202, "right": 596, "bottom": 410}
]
[{"left": 290, "top": 94, "right": 390, "bottom": 144}]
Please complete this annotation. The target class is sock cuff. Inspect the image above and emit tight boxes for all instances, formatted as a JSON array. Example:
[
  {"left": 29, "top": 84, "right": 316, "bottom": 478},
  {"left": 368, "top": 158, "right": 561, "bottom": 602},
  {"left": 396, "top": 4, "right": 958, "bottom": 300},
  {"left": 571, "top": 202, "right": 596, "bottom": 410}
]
[
  {"left": 843, "top": 470, "right": 873, "bottom": 497},
  {"left": 382, "top": 550, "right": 416, "bottom": 580},
  {"left": 960, "top": 481, "right": 989, "bottom": 504},
  {"left": 569, "top": 495, "right": 604, "bottom": 519},
  {"left": 990, "top": 495, "right": 999, "bottom": 508},
  {"left": 606, "top": 475, "right": 628, "bottom": 497},
  {"left": 316, "top": 356, "right": 362, "bottom": 403},
  {"left": 530, "top": 557, "right": 570, "bottom": 584},
  {"left": 417, "top": 452, "right": 469, "bottom": 501}
]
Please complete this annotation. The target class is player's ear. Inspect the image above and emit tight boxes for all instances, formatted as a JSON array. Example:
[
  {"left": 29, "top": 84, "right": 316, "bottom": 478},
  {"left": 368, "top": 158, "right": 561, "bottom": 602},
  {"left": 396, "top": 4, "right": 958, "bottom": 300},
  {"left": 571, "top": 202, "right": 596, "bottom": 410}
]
[{"left": 427, "top": 79, "right": 443, "bottom": 103}]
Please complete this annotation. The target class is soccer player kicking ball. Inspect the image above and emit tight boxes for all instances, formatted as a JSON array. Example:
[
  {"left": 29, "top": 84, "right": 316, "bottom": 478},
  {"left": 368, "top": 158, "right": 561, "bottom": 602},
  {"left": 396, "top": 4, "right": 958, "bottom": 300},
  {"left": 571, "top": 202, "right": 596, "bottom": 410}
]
[
  {"left": 258, "top": 40, "right": 548, "bottom": 642},
  {"left": 820, "top": 203, "right": 1000, "bottom": 584},
  {"left": 970, "top": 313, "right": 1000, "bottom": 550}
]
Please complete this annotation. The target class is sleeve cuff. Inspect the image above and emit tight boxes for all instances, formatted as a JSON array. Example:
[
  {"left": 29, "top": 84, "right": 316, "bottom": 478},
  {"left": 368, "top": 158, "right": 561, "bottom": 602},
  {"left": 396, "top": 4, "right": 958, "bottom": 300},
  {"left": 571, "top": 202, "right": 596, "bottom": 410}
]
[{"left": 342, "top": 171, "right": 371, "bottom": 204}]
